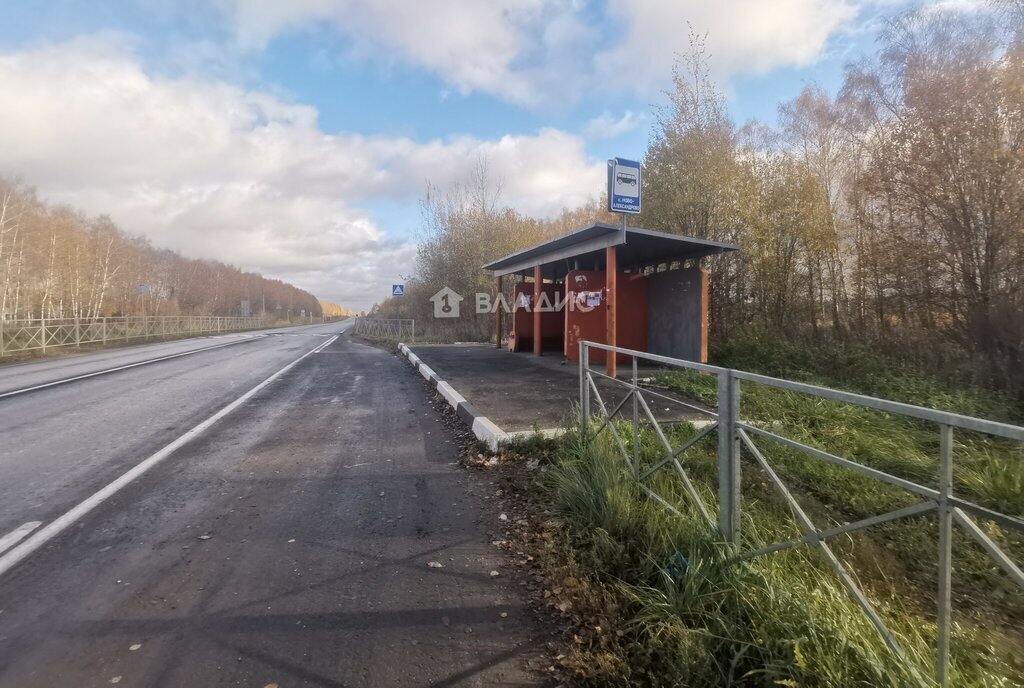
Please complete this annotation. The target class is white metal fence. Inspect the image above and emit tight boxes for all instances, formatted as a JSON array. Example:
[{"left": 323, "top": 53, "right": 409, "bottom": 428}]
[
  {"left": 0, "top": 315, "right": 273, "bottom": 356},
  {"left": 352, "top": 318, "right": 415, "bottom": 340},
  {"left": 579, "top": 340, "right": 1024, "bottom": 688}
]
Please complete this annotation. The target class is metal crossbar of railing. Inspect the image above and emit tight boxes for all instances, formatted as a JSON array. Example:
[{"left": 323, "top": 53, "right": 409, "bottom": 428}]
[
  {"left": 0, "top": 315, "right": 272, "bottom": 356},
  {"left": 579, "top": 340, "right": 1024, "bottom": 688},
  {"left": 352, "top": 317, "right": 415, "bottom": 340}
]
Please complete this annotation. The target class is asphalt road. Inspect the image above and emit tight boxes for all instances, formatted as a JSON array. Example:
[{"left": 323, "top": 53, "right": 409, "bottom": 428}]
[
  {"left": 0, "top": 323, "right": 540, "bottom": 687},
  {"left": 0, "top": 330, "right": 269, "bottom": 397}
]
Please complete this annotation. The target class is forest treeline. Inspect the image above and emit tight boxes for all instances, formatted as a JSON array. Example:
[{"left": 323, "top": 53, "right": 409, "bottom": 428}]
[
  {"left": 321, "top": 301, "right": 358, "bottom": 318},
  {"left": 370, "top": 156, "right": 619, "bottom": 341},
  {"left": 0, "top": 180, "right": 325, "bottom": 321},
  {"left": 375, "top": 6, "right": 1024, "bottom": 397}
]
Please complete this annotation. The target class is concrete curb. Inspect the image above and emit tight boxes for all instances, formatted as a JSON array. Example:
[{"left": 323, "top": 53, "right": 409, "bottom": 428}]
[{"left": 398, "top": 342, "right": 509, "bottom": 451}]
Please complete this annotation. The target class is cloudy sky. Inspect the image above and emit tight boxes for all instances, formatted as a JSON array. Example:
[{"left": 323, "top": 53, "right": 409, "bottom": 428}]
[{"left": 0, "top": 0, "right": 983, "bottom": 310}]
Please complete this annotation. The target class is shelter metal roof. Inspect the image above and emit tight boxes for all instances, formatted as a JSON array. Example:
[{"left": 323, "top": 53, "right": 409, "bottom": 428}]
[{"left": 483, "top": 222, "right": 739, "bottom": 280}]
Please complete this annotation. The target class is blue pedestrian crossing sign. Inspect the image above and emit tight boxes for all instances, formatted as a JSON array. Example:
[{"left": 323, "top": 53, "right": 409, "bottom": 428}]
[{"left": 392, "top": 284, "right": 405, "bottom": 296}]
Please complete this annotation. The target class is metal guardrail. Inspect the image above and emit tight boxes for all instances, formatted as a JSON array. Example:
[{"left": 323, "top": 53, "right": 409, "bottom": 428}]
[
  {"left": 352, "top": 317, "right": 415, "bottom": 340},
  {"left": 0, "top": 315, "right": 272, "bottom": 356},
  {"left": 579, "top": 340, "right": 1024, "bottom": 688}
]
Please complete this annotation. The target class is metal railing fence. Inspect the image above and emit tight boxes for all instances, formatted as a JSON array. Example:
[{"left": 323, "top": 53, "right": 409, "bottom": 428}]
[
  {"left": 0, "top": 315, "right": 273, "bottom": 356},
  {"left": 352, "top": 317, "right": 415, "bottom": 340},
  {"left": 579, "top": 340, "right": 1024, "bottom": 688}
]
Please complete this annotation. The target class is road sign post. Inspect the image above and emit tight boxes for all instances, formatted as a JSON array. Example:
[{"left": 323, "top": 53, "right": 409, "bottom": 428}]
[{"left": 392, "top": 284, "right": 406, "bottom": 328}]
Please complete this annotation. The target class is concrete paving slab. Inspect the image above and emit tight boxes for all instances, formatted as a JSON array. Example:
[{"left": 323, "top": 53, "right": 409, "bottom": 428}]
[{"left": 408, "top": 344, "right": 709, "bottom": 433}]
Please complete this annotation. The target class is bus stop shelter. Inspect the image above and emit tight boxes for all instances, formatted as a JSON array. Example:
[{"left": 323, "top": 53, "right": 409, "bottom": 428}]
[{"left": 483, "top": 222, "right": 738, "bottom": 377}]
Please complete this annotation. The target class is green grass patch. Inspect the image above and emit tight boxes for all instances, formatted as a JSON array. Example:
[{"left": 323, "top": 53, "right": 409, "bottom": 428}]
[
  {"left": 708, "top": 334, "right": 1023, "bottom": 423},
  {"left": 538, "top": 427, "right": 1024, "bottom": 686},
  {"left": 657, "top": 334, "right": 1024, "bottom": 641},
  {"left": 523, "top": 334, "right": 1023, "bottom": 685}
]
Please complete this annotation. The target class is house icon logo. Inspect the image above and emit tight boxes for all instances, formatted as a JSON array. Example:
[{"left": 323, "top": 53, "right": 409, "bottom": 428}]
[{"left": 430, "top": 287, "right": 464, "bottom": 318}]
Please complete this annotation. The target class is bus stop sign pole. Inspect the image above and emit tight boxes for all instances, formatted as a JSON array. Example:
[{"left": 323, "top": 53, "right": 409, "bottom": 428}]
[{"left": 606, "top": 157, "right": 641, "bottom": 378}]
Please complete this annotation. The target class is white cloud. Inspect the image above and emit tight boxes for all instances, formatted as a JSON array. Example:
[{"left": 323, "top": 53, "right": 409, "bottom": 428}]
[
  {"left": 922, "top": 0, "right": 989, "bottom": 14},
  {"left": 583, "top": 111, "right": 644, "bottom": 140},
  {"left": 216, "top": 0, "right": 864, "bottom": 106},
  {"left": 596, "top": 0, "right": 858, "bottom": 95},
  {"left": 217, "top": 0, "right": 596, "bottom": 107},
  {"left": 0, "top": 36, "right": 603, "bottom": 309}
]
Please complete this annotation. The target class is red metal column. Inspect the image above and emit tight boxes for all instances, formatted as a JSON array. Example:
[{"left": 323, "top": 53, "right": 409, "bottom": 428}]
[
  {"left": 495, "top": 275, "right": 503, "bottom": 348},
  {"left": 700, "top": 267, "right": 709, "bottom": 363},
  {"left": 606, "top": 246, "right": 617, "bottom": 377},
  {"left": 533, "top": 266, "right": 542, "bottom": 356}
]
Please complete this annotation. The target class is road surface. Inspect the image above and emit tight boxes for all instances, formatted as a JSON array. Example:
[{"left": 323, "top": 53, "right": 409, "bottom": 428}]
[{"left": 0, "top": 322, "right": 539, "bottom": 687}]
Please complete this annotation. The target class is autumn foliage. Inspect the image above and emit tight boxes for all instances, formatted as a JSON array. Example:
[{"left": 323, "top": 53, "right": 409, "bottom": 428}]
[
  {"left": 0, "top": 181, "right": 323, "bottom": 320},
  {"left": 381, "top": 8, "right": 1024, "bottom": 397}
]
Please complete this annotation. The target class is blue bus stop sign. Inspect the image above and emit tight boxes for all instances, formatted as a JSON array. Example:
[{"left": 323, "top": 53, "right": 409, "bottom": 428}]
[{"left": 608, "top": 157, "right": 641, "bottom": 214}]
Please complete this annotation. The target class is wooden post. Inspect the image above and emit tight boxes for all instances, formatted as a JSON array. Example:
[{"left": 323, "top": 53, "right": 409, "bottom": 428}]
[
  {"left": 495, "top": 275, "right": 503, "bottom": 348},
  {"left": 606, "top": 246, "right": 617, "bottom": 377},
  {"left": 533, "top": 266, "right": 542, "bottom": 356}
]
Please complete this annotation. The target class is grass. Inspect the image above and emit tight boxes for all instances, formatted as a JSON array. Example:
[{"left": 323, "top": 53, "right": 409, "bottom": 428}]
[
  {"left": 516, "top": 333, "right": 1024, "bottom": 686},
  {"left": 661, "top": 332, "right": 1023, "bottom": 521},
  {"left": 536, "top": 428, "right": 1023, "bottom": 686},
  {"left": 707, "top": 334, "right": 1023, "bottom": 423},
  {"left": 663, "top": 334, "right": 1023, "bottom": 637},
  {"left": 661, "top": 365, "right": 1024, "bottom": 517}
]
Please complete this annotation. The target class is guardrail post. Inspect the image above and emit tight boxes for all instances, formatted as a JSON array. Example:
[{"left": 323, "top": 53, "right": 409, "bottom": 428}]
[
  {"left": 41, "top": 316, "right": 47, "bottom": 353},
  {"left": 580, "top": 341, "right": 590, "bottom": 439},
  {"left": 717, "top": 370, "right": 741, "bottom": 544},
  {"left": 74, "top": 316, "right": 81, "bottom": 348},
  {"left": 937, "top": 423, "right": 953, "bottom": 687},
  {"left": 102, "top": 317, "right": 107, "bottom": 344},
  {"left": 0, "top": 318, "right": 5, "bottom": 357},
  {"left": 632, "top": 356, "right": 640, "bottom": 478}
]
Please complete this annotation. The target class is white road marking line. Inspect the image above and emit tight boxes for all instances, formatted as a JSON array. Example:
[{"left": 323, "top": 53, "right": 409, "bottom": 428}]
[
  {"left": 0, "top": 337, "right": 333, "bottom": 580},
  {"left": 0, "top": 337, "right": 260, "bottom": 400},
  {"left": 0, "top": 522, "right": 42, "bottom": 557},
  {"left": 312, "top": 335, "right": 338, "bottom": 353}
]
